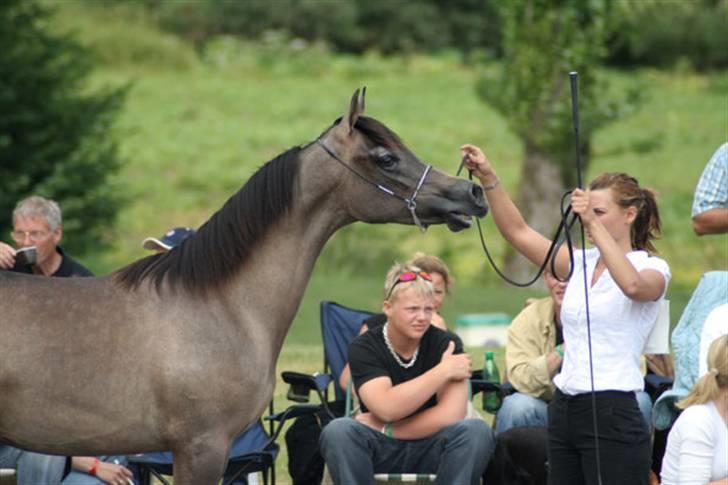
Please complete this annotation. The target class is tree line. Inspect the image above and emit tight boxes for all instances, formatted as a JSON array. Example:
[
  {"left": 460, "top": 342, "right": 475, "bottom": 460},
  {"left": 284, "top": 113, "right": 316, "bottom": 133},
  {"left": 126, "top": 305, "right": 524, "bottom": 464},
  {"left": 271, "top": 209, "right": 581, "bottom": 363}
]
[
  {"left": 2, "top": 0, "right": 725, "bottom": 262},
  {"left": 144, "top": 0, "right": 728, "bottom": 71}
]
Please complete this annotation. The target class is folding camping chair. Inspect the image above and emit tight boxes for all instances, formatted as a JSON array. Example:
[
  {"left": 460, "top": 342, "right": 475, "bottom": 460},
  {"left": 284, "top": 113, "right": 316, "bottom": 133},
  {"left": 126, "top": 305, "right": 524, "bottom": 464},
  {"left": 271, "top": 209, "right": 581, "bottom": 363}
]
[
  {"left": 281, "top": 300, "right": 373, "bottom": 418},
  {"left": 129, "top": 402, "right": 318, "bottom": 485}
]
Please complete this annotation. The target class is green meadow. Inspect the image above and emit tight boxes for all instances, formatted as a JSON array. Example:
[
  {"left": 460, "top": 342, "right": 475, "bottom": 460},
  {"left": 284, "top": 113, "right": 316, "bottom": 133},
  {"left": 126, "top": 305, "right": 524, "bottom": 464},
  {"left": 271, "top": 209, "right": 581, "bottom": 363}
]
[{"left": 45, "top": 2, "right": 727, "bottom": 481}]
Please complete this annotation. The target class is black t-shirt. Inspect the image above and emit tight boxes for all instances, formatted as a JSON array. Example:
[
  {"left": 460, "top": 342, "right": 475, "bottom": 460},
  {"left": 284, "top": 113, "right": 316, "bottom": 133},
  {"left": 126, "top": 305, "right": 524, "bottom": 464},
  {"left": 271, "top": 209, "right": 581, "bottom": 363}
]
[
  {"left": 349, "top": 323, "right": 464, "bottom": 415},
  {"left": 11, "top": 246, "right": 93, "bottom": 277}
]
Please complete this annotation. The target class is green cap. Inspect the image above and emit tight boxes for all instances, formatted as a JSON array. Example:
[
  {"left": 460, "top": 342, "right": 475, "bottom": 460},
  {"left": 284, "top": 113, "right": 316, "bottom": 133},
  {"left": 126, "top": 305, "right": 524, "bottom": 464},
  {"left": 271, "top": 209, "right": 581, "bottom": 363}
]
[{"left": 485, "top": 351, "right": 494, "bottom": 359}]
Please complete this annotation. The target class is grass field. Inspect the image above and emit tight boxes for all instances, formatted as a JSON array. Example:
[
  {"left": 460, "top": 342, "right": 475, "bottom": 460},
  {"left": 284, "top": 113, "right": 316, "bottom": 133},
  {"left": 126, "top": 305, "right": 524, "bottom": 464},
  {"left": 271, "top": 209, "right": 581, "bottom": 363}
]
[{"left": 43, "top": 2, "right": 728, "bottom": 482}]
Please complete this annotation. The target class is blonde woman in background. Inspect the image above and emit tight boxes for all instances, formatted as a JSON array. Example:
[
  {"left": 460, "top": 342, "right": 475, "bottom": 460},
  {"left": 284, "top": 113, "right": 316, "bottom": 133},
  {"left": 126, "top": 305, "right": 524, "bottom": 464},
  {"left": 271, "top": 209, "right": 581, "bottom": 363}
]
[
  {"left": 660, "top": 335, "right": 728, "bottom": 485},
  {"left": 407, "top": 252, "right": 454, "bottom": 330}
]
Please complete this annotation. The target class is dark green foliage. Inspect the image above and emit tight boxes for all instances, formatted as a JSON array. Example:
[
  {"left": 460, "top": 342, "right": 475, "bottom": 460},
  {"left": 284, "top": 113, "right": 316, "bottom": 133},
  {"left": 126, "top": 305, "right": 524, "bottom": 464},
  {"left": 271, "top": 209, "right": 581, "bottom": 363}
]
[
  {"left": 131, "top": 0, "right": 725, "bottom": 70},
  {"left": 477, "top": 0, "right": 641, "bottom": 187},
  {"left": 151, "top": 0, "right": 502, "bottom": 56},
  {"left": 610, "top": 0, "right": 728, "bottom": 70},
  {"left": 0, "top": 0, "right": 126, "bottom": 254}
]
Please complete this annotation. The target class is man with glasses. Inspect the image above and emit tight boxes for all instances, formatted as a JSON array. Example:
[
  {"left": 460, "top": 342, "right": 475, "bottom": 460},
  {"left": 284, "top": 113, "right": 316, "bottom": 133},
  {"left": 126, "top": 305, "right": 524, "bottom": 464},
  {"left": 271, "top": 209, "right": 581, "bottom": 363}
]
[
  {"left": 0, "top": 196, "right": 91, "bottom": 276},
  {"left": 0, "top": 196, "right": 134, "bottom": 485}
]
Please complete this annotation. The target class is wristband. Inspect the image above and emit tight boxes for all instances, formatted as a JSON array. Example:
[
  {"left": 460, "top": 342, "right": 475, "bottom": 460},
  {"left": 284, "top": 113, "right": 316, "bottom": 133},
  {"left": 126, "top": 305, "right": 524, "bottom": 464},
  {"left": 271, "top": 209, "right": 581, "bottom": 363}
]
[
  {"left": 88, "top": 458, "right": 100, "bottom": 477},
  {"left": 483, "top": 177, "right": 500, "bottom": 191},
  {"left": 555, "top": 344, "right": 564, "bottom": 358}
]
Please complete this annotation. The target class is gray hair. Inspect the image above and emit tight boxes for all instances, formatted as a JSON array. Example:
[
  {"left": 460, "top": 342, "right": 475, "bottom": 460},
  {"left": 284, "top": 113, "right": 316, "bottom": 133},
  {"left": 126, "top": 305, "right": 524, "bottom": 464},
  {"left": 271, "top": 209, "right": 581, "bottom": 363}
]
[{"left": 13, "top": 196, "right": 62, "bottom": 231}]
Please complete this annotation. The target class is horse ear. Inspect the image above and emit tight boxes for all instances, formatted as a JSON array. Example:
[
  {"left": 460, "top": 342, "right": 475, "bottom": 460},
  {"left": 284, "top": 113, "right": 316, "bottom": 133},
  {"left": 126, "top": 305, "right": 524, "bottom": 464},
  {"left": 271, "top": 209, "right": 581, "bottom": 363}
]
[{"left": 343, "top": 88, "right": 365, "bottom": 134}]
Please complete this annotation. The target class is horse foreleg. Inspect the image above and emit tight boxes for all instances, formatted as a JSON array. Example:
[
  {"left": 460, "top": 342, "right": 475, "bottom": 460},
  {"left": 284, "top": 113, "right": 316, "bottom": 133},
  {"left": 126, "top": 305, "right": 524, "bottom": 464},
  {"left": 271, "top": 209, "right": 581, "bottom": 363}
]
[{"left": 171, "top": 437, "right": 231, "bottom": 485}]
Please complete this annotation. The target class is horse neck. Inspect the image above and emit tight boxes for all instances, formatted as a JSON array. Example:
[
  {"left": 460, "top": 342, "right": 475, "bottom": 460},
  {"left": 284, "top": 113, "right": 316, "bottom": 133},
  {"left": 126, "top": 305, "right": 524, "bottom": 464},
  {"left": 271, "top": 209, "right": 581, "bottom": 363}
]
[{"left": 222, "top": 155, "right": 351, "bottom": 357}]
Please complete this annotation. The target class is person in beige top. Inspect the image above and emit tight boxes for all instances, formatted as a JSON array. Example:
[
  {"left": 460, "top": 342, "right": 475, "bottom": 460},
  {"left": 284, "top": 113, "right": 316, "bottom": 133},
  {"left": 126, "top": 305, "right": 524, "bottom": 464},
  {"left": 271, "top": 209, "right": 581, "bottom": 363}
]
[{"left": 496, "top": 270, "right": 566, "bottom": 434}]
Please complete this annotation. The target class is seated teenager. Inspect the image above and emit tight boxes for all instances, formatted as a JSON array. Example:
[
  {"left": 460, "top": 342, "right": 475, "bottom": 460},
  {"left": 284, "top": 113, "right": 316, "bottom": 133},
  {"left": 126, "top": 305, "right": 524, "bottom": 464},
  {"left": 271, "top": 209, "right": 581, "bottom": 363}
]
[
  {"left": 338, "top": 252, "right": 460, "bottom": 392},
  {"left": 319, "top": 263, "right": 495, "bottom": 484}
]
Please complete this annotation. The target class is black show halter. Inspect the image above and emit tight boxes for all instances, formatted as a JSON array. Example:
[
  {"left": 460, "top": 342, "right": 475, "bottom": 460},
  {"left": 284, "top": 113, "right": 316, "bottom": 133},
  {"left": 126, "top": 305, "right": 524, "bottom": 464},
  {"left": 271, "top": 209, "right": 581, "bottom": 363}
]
[{"left": 316, "top": 139, "right": 432, "bottom": 232}]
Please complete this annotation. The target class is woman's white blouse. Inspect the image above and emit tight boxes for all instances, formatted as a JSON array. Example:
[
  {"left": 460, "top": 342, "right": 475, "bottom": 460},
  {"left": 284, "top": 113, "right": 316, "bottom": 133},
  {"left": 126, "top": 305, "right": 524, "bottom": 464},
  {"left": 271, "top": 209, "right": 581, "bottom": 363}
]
[
  {"left": 554, "top": 248, "right": 670, "bottom": 395},
  {"left": 661, "top": 401, "right": 728, "bottom": 485}
]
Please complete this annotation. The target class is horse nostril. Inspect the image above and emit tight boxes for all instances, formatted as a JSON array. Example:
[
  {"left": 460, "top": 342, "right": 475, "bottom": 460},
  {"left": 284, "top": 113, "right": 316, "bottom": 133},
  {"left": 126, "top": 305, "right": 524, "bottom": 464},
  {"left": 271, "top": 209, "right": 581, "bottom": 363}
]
[{"left": 470, "top": 183, "right": 485, "bottom": 205}]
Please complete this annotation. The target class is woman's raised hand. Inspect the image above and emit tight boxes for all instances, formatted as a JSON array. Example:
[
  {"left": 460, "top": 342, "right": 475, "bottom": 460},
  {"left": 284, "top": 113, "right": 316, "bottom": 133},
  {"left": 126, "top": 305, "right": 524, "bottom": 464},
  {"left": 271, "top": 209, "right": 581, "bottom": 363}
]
[{"left": 460, "top": 144, "right": 496, "bottom": 183}]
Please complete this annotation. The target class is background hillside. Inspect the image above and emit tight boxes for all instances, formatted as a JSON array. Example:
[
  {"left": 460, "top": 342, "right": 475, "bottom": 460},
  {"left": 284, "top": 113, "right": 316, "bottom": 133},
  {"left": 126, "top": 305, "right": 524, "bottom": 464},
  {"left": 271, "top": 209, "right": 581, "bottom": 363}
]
[{"left": 46, "top": 1, "right": 726, "bottom": 335}]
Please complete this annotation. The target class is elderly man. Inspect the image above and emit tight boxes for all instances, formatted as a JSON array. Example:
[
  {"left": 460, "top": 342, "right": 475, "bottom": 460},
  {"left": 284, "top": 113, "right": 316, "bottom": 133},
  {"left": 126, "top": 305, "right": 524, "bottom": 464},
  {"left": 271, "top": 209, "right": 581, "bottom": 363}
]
[
  {"left": 0, "top": 196, "right": 133, "bottom": 485},
  {"left": 0, "top": 196, "right": 91, "bottom": 276}
]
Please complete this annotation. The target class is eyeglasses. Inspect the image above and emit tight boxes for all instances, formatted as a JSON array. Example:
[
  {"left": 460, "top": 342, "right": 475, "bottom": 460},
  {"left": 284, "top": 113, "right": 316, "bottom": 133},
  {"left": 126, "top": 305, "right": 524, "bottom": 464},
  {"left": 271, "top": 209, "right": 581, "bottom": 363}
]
[
  {"left": 11, "top": 230, "right": 50, "bottom": 243},
  {"left": 386, "top": 271, "right": 432, "bottom": 300}
]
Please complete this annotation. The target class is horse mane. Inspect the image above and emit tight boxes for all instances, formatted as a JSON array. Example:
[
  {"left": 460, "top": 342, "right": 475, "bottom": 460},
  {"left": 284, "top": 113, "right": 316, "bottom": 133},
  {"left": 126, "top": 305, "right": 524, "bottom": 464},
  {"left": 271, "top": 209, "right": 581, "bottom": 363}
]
[
  {"left": 114, "top": 147, "right": 301, "bottom": 295},
  {"left": 115, "top": 116, "right": 401, "bottom": 296}
]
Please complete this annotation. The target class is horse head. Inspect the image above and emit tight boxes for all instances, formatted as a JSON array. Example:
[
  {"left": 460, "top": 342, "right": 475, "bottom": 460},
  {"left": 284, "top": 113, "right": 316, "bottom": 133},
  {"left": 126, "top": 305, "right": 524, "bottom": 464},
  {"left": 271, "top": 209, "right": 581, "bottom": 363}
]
[{"left": 314, "top": 88, "right": 488, "bottom": 231}]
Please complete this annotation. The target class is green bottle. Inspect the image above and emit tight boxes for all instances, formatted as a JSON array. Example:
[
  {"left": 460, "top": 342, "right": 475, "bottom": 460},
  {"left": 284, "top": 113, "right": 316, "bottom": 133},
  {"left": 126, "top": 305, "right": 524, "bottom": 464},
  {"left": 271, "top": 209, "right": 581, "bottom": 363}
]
[{"left": 482, "top": 351, "right": 502, "bottom": 413}]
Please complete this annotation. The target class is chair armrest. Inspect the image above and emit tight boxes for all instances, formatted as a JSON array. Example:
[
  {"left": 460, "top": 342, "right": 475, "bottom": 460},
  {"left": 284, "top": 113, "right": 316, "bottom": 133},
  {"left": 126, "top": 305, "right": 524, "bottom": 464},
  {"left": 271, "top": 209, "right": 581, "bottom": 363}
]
[
  {"left": 470, "top": 379, "right": 501, "bottom": 396},
  {"left": 281, "top": 371, "right": 332, "bottom": 403},
  {"left": 644, "top": 374, "right": 673, "bottom": 401},
  {"left": 265, "top": 404, "right": 322, "bottom": 444}
]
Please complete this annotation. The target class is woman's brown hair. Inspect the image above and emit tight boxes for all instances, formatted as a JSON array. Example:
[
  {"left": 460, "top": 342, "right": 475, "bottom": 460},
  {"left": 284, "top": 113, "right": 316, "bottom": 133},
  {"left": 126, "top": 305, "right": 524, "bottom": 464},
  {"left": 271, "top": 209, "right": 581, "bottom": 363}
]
[{"left": 589, "top": 173, "right": 662, "bottom": 253}]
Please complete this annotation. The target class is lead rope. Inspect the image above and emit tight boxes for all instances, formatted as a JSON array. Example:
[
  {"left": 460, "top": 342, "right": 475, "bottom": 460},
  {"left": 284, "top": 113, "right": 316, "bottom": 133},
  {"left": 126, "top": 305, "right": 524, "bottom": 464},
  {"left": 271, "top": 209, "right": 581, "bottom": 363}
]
[{"left": 457, "top": 159, "right": 578, "bottom": 286}]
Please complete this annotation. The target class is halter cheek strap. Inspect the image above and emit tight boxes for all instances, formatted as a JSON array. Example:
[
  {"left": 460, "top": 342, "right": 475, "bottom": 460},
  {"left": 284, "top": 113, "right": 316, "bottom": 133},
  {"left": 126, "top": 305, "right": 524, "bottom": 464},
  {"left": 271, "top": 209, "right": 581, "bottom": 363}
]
[{"left": 316, "top": 139, "right": 432, "bottom": 232}]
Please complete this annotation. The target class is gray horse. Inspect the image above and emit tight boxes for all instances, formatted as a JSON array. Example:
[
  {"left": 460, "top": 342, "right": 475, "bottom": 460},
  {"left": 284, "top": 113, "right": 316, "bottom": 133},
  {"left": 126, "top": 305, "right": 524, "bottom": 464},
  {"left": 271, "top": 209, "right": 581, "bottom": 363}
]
[{"left": 0, "top": 89, "right": 488, "bottom": 484}]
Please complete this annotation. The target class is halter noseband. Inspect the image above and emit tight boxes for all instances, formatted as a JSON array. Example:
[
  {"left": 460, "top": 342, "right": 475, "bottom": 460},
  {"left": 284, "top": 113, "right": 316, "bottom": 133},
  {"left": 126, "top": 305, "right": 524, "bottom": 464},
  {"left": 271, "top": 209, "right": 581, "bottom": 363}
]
[{"left": 316, "top": 139, "right": 432, "bottom": 231}]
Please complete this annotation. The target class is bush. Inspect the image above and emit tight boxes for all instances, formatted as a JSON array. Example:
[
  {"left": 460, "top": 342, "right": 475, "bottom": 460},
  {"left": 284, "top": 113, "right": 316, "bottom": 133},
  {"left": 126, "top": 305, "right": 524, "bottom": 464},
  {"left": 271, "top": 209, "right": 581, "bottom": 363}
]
[
  {"left": 610, "top": 0, "right": 728, "bottom": 70},
  {"left": 150, "top": 0, "right": 501, "bottom": 56},
  {"left": 0, "top": 0, "right": 126, "bottom": 254}
]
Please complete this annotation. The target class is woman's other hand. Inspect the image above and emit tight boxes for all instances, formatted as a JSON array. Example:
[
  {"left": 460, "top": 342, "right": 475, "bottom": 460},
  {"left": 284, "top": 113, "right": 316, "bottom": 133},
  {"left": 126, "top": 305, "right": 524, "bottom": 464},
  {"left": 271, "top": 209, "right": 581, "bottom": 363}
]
[{"left": 571, "top": 188, "right": 596, "bottom": 225}]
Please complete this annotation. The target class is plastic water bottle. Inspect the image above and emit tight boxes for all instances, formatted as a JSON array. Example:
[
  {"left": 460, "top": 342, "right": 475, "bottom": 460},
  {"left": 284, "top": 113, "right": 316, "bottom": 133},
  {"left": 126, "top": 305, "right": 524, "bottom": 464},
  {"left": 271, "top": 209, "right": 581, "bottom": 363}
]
[{"left": 482, "top": 351, "right": 502, "bottom": 413}]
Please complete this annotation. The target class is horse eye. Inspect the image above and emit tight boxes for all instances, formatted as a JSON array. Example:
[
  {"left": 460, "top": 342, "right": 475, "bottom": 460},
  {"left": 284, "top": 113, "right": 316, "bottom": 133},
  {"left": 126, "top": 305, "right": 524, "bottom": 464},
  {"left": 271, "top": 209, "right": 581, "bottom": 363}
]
[{"left": 376, "top": 153, "right": 399, "bottom": 171}]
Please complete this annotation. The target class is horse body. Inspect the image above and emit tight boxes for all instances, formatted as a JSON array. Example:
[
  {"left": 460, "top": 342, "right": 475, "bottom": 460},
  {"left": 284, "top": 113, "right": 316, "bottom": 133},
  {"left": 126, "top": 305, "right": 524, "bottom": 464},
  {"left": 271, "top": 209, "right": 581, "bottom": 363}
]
[{"left": 0, "top": 89, "right": 487, "bottom": 483}]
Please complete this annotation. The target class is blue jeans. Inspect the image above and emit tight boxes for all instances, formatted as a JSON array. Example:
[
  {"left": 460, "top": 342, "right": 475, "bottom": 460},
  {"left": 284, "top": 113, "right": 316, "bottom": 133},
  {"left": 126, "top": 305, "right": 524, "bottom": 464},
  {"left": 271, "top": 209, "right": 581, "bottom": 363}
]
[
  {"left": 320, "top": 418, "right": 494, "bottom": 485},
  {"left": 635, "top": 390, "right": 653, "bottom": 431},
  {"left": 0, "top": 445, "right": 66, "bottom": 485},
  {"left": 495, "top": 392, "right": 548, "bottom": 435},
  {"left": 496, "top": 390, "right": 653, "bottom": 435}
]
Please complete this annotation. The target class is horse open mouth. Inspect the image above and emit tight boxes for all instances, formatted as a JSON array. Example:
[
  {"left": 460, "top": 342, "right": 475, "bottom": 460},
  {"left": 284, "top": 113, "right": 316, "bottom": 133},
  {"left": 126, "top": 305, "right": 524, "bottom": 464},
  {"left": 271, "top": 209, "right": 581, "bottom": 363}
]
[{"left": 446, "top": 212, "right": 474, "bottom": 231}]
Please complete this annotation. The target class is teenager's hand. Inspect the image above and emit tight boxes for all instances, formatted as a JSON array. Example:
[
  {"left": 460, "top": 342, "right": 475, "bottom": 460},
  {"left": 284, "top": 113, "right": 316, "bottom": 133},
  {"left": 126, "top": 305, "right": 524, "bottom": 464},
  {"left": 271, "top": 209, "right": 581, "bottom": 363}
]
[
  {"left": 355, "top": 412, "right": 385, "bottom": 432},
  {"left": 440, "top": 341, "right": 472, "bottom": 381},
  {"left": 94, "top": 461, "right": 133, "bottom": 485},
  {"left": 0, "top": 242, "right": 15, "bottom": 269},
  {"left": 460, "top": 144, "right": 497, "bottom": 183}
]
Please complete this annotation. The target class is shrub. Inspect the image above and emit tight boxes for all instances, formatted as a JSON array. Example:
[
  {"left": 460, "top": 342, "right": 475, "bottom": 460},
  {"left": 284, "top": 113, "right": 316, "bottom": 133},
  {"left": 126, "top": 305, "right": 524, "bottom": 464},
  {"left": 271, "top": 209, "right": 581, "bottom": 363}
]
[{"left": 0, "top": 0, "right": 126, "bottom": 254}]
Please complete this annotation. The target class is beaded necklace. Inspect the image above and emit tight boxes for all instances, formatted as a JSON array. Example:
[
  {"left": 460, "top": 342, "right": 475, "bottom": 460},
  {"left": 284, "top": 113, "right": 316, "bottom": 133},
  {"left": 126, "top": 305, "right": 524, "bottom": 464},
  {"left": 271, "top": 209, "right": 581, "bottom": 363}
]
[{"left": 382, "top": 322, "right": 419, "bottom": 369}]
